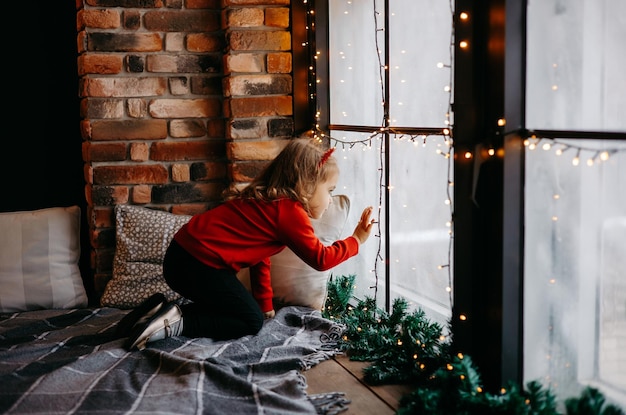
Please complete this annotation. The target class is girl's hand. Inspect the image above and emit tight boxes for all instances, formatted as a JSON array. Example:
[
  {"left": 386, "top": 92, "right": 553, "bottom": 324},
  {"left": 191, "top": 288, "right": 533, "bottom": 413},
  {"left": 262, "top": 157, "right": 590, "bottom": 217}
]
[
  {"left": 352, "top": 206, "right": 375, "bottom": 244},
  {"left": 264, "top": 310, "right": 276, "bottom": 319}
]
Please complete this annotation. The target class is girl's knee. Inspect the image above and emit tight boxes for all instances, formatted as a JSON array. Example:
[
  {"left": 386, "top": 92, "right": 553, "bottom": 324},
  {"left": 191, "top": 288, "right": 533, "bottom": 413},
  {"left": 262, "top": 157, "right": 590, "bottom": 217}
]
[{"left": 248, "top": 310, "right": 264, "bottom": 334}]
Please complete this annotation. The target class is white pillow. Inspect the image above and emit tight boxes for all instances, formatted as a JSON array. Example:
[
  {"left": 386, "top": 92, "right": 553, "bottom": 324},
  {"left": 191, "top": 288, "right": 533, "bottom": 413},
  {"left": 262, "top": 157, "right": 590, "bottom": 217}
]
[
  {"left": 0, "top": 206, "right": 88, "bottom": 312},
  {"left": 100, "top": 205, "right": 191, "bottom": 309},
  {"left": 238, "top": 194, "right": 351, "bottom": 310}
]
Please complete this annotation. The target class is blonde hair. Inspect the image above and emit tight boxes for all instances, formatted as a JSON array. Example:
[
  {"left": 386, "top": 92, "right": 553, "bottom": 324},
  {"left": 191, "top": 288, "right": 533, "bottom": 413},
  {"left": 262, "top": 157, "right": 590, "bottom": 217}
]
[{"left": 223, "top": 138, "right": 338, "bottom": 214}]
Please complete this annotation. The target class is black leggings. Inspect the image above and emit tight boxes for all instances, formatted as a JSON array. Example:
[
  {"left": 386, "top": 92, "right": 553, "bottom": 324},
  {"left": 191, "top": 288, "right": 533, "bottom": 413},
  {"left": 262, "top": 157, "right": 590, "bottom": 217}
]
[{"left": 163, "top": 240, "right": 264, "bottom": 341}]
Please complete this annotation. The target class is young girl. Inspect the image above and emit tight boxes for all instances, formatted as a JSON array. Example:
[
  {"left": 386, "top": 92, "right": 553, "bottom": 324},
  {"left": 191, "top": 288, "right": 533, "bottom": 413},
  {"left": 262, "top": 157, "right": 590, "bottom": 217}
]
[{"left": 125, "top": 138, "right": 375, "bottom": 350}]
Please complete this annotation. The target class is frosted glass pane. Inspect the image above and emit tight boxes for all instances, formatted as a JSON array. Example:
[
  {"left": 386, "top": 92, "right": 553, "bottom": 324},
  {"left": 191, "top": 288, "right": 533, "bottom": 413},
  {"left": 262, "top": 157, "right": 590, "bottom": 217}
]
[
  {"left": 526, "top": 0, "right": 626, "bottom": 132},
  {"left": 330, "top": 132, "right": 385, "bottom": 304},
  {"left": 331, "top": 133, "right": 453, "bottom": 325},
  {"left": 329, "top": 0, "right": 384, "bottom": 126},
  {"left": 524, "top": 139, "right": 626, "bottom": 409},
  {"left": 387, "top": 136, "right": 453, "bottom": 325},
  {"left": 389, "top": 0, "right": 452, "bottom": 127}
]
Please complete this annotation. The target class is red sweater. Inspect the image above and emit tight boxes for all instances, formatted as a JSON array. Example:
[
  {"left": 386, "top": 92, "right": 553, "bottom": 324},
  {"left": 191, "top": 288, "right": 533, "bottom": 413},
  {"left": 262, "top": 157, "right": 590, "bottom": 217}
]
[{"left": 173, "top": 198, "right": 359, "bottom": 312}]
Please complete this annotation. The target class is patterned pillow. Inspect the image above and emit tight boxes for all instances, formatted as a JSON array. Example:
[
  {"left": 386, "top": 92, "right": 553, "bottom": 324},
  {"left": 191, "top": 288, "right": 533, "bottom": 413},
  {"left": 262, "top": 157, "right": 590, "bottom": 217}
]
[
  {"left": 100, "top": 205, "right": 191, "bottom": 309},
  {"left": 0, "top": 206, "right": 88, "bottom": 312}
]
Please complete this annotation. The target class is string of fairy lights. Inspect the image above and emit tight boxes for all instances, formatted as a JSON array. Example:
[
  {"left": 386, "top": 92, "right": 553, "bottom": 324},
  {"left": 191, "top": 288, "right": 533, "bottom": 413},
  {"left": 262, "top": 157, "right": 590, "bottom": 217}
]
[
  {"left": 299, "top": 0, "right": 626, "bottom": 319},
  {"left": 303, "top": 0, "right": 456, "bottom": 314}
]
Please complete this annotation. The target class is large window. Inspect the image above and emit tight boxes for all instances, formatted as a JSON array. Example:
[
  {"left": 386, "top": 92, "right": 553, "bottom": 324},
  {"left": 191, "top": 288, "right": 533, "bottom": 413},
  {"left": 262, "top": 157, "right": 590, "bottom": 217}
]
[
  {"left": 312, "top": 0, "right": 626, "bottom": 410},
  {"left": 322, "top": 0, "right": 454, "bottom": 326},
  {"left": 524, "top": 0, "right": 626, "bottom": 408}
]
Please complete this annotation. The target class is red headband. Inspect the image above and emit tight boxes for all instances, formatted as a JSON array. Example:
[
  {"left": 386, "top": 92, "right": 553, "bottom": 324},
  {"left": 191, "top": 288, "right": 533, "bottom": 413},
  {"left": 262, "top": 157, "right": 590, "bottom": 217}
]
[{"left": 318, "top": 147, "right": 335, "bottom": 169}]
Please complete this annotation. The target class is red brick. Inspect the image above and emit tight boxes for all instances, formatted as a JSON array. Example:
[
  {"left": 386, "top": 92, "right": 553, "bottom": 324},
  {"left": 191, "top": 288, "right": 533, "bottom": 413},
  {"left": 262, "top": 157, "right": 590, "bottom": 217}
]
[
  {"left": 171, "top": 164, "right": 190, "bottom": 182},
  {"left": 150, "top": 140, "right": 225, "bottom": 161},
  {"left": 225, "top": 8, "right": 264, "bottom": 27},
  {"left": 227, "top": 96, "right": 292, "bottom": 117},
  {"left": 229, "top": 160, "right": 267, "bottom": 182},
  {"left": 146, "top": 54, "right": 221, "bottom": 73},
  {"left": 267, "top": 52, "right": 291, "bottom": 73},
  {"left": 264, "top": 7, "right": 289, "bottom": 28},
  {"left": 227, "top": 138, "right": 287, "bottom": 161},
  {"left": 149, "top": 98, "right": 221, "bottom": 118},
  {"left": 186, "top": 33, "right": 225, "bottom": 52},
  {"left": 78, "top": 9, "right": 120, "bottom": 29},
  {"left": 89, "top": 119, "right": 168, "bottom": 140},
  {"left": 87, "top": 32, "right": 163, "bottom": 52},
  {"left": 170, "top": 119, "right": 207, "bottom": 137},
  {"left": 226, "top": 74, "right": 291, "bottom": 96},
  {"left": 130, "top": 142, "right": 150, "bottom": 161},
  {"left": 132, "top": 185, "right": 152, "bottom": 203},
  {"left": 190, "top": 161, "right": 228, "bottom": 180},
  {"left": 144, "top": 10, "right": 220, "bottom": 32},
  {"left": 81, "top": 77, "right": 167, "bottom": 98},
  {"left": 78, "top": 54, "right": 123, "bottom": 75},
  {"left": 225, "top": 53, "right": 264, "bottom": 73},
  {"left": 228, "top": 31, "right": 291, "bottom": 51},
  {"left": 123, "top": 10, "right": 141, "bottom": 30},
  {"left": 228, "top": 118, "right": 265, "bottom": 139},
  {"left": 80, "top": 98, "right": 124, "bottom": 119},
  {"left": 83, "top": 142, "right": 127, "bottom": 162},
  {"left": 90, "top": 185, "right": 130, "bottom": 205},
  {"left": 127, "top": 99, "right": 149, "bottom": 118},
  {"left": 93, "top": 165, "right": 169, "bottom": 185}
]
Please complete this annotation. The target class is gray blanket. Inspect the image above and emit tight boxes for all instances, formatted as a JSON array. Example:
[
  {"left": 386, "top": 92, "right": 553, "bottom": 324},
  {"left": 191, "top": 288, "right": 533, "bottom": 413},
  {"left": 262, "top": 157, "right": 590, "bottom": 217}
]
[{"left": 0, "top": 306, "right": 349, "bottom": 415}]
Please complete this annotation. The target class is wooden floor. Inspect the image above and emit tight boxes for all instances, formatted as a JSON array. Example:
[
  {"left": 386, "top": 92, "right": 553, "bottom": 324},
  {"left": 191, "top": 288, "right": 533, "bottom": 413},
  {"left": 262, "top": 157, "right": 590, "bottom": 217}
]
[{"left": 304, "top": 355, "right": 414, "bottom": 415}]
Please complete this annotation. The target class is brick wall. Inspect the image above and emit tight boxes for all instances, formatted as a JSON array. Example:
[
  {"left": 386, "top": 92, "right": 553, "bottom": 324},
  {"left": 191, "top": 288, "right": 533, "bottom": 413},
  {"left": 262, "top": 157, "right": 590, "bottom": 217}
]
[{"left": 77, "top": 0, "right": 296, "bottom": 302}]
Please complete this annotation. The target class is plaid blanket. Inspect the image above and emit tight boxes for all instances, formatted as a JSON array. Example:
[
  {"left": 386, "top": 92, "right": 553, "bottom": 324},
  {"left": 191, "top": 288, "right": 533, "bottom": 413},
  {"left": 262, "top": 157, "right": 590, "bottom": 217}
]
[{"left": 0, "top": 306, "right": 349, "bottom": 415}]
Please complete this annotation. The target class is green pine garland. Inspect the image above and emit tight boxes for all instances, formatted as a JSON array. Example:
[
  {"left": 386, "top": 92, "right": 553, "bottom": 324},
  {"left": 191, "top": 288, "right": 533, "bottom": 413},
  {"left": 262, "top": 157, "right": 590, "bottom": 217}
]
[{"left": 323, "top": 275, "right": 624, "bottom": 415}]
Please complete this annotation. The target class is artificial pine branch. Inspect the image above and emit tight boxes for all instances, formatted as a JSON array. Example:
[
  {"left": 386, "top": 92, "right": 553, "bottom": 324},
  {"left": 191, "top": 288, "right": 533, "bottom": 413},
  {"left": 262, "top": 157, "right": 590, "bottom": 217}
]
[
  {"left": 565, "top": 387, "right": 624, "bottom": 415},
  {"left": 323, "top": 274, "right": 355, "bottom": 319},
  {"left": 324, "top": 275, "right": 623, "bottom": 415}
]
